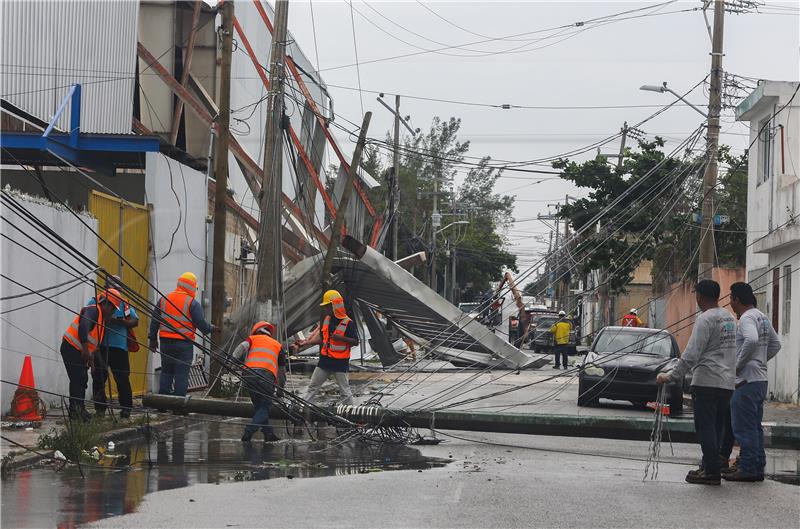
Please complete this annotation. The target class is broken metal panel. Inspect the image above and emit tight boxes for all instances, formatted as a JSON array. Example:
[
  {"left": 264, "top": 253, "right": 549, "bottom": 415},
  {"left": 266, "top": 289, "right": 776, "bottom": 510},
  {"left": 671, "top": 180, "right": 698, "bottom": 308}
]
[
  {"left": 270, "top": 241, "right": 540, "bottom": 369},
  {"left": 358, "top": 301, "right": 404, "bottom": 366},
  {"left": 340, "top": 238, "right": 535, "bottom": 369}
]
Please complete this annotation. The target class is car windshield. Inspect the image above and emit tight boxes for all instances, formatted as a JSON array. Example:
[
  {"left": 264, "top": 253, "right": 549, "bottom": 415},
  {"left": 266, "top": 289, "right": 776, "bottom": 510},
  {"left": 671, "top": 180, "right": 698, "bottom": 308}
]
[
  {"left": 535, "top": 317, "right": 559, "bottom": 328},
  {"left": 459, "top": 303, "right": 479, "bottom": 314},
  {"left": 593, "top": 331, "right": 672, "bottom": 356}
]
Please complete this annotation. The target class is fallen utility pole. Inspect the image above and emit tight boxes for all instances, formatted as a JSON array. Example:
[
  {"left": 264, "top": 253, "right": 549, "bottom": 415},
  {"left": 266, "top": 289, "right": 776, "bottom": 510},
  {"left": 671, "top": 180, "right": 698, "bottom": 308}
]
[
  {"left": 320, "top": 111, "right": 372, "bottom": 288},
  {"left": 255, "top": 0, "right": 289, "bottom": 328},
  {"left": 209, "top": 0, "right": 234, "bottom": 395},
  {"left": 697, "top": 0, "right": 725, "bottom": 280},
  {"left": 143, "top": 394, "right": 800, "bottom": 448}
]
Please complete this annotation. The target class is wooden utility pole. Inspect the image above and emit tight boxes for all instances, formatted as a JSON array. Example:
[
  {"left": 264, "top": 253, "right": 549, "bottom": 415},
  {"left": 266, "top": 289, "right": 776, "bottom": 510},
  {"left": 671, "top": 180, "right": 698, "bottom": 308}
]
[
  {"left": 255, "top": 0, "right": 289, "bottom": 326},
  {"left": 321, "top": 112, "right": 373, "bottom": 286},
  {"left": 698, "top": 0, "right": 725, "bottom": 280},
  {"left": 389, "top": 95, "right": 401, "bottom": 260},
  {"left": 209, "top": 0, "right": 234, "bottom": 393}
]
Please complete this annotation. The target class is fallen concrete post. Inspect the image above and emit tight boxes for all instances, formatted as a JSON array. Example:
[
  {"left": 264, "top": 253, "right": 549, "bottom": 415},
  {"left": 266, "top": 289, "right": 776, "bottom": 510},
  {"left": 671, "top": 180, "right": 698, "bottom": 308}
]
[{"left": 143, "top": 394, "right": 800, "bottom": 449}]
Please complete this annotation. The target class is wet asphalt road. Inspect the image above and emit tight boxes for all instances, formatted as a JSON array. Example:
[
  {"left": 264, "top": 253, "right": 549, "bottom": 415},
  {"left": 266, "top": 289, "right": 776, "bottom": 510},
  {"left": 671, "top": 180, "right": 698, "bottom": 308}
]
[{"left": 84, "top": 431, "right": 800, "bottom": 529}]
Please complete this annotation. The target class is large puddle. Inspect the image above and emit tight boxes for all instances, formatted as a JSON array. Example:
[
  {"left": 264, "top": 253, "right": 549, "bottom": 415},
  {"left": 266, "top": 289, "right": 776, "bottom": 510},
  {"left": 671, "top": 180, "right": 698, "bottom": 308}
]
[{"left": 1, "top": 418, "right": 448, "bottom": 529}]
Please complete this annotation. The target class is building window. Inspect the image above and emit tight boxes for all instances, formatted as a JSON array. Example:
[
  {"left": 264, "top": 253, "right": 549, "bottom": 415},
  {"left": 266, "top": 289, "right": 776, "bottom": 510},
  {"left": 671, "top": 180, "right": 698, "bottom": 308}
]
[
  {"left": 757, "top": 118, "right": 773, "bottom": 185},
  {"left": 783, "top": 265, "right": 792, "bottom": 335}
]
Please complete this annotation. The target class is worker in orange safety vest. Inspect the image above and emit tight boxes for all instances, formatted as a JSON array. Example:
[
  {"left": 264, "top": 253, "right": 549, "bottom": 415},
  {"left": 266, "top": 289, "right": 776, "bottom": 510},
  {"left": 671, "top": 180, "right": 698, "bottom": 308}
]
[
  {"left": 61, "top": 288, "right": 122, "bottom": 420},
  {"left": 231, "top": 321, "right": 287, "bottom": 442},
  {"left": 148, "top": 272, "right": 216, "bottom": 397},
  {"left": 292, "top": 289, "right": 358, "bottom": 405}
]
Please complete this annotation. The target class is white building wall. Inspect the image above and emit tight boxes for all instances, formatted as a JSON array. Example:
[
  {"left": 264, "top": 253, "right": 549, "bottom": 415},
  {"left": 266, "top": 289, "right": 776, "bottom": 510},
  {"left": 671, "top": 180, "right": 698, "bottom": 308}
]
[
  {"left": 144, "top": 152, "right": 209, "bottom": 379},
  {"left": 737, "top": 81, "right": 800, "bottom": 403},
  {"left": 1, "top": 192, "right": 99, "bottom": 412},
  {"left": 0, "top": 0, "right": 139, "bottom": 133}
]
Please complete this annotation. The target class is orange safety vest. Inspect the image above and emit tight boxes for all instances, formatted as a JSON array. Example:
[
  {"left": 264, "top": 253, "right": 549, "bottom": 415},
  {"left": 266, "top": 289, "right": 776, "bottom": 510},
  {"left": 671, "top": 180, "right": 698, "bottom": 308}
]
[
  {"left": 244, "top": 334, "right": 282, "bottom": 378},
  {"left": 621, "top": 314, "right": 640, "bottom": 327},
  {"left": 63, "top": 304, "right": 104, "bottom": 353},
  {"left": 158, "top": 289, "right": 196, "bottom": 340},
  {"left": 320, "top": 315, "right": 352, "bottom": 360}
]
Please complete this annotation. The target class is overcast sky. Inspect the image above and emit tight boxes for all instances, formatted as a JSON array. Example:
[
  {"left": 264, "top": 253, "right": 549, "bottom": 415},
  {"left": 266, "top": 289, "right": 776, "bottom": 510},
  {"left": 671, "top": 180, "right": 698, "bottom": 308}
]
[{"left": 283, "top": 1, "right": 800, "bottom": 274}]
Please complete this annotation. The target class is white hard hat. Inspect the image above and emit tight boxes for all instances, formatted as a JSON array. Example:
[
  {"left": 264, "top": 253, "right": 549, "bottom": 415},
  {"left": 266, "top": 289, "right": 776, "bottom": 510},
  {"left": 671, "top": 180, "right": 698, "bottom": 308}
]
[
  {"left": 558, "top": 310, "right": 566, "bottom": 316},
  {"left": 630, "top": 308, "right": 638, "bottom": 314}
]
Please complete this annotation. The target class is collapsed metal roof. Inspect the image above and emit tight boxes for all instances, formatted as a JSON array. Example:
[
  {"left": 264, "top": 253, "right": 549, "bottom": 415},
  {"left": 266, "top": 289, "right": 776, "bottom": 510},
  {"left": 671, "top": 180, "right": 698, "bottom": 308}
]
[{"left": 270, "top": 237, "right": 539, "bottom": 370}]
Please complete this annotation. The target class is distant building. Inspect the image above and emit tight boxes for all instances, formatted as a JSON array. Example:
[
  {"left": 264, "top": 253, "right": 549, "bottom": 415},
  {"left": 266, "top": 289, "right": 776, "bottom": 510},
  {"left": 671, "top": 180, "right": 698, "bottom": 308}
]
[{"left": 736, "top": 80, "right": 800, "bottom": 403}]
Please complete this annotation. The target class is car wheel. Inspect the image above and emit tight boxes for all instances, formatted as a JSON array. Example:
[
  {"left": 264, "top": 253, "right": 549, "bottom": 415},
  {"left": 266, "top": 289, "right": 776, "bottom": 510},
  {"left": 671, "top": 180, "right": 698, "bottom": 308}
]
[
  {"left": 534, "top": 347, "right": 541, "bottom": 355},
  {"left": 577, "top": 378, "right": 599, "bottom": 407}
]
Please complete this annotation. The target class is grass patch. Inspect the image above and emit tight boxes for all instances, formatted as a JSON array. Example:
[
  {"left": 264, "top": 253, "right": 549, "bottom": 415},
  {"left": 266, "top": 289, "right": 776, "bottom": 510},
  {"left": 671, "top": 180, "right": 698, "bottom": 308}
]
[{"left": 37, "top": 415, "right": 150, "bottom": 462}]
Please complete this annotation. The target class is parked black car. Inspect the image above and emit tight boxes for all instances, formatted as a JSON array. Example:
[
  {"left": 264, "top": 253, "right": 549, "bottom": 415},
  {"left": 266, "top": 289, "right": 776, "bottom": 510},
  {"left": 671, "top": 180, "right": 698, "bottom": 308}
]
[{"left": 577, "top": 326, "right": 683, "bottom": 414}]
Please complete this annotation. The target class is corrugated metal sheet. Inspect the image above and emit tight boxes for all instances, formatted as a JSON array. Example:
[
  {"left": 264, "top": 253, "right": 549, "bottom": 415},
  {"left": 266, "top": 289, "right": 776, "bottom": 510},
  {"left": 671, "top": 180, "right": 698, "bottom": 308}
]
[{"left": 1, "top": 1, "right": 139, "bottom": 133}]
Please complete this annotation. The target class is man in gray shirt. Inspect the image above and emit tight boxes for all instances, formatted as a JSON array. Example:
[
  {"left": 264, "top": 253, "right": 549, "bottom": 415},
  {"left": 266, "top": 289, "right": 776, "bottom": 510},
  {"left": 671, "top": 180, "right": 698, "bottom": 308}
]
[
  {"left": 657, "top": 279, "right": 736, "bottom": 485},
  {"left": 721, "top": 282, "right": 781, "bottom": 482}
]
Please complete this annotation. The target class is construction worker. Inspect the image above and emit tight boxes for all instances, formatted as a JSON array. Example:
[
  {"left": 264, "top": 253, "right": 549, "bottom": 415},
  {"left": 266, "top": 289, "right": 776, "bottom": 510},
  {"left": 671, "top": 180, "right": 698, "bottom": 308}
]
[
  {"left": 91, "top": 276, "right": 138, "bottom": 419},
  {"left": 549, "top": 310, "right": 572, "bottom": 369},
  {"left": 61, "top": 288, "right": 122, "bottom": 420},
  {"left": 621, "top": 308, "right": 643, "bottom": 327},
  {"left": 293, "top": 289, "right": 358, "bottom": 405},
  {"left": 231, "top": 321, "right": 287, "bottom": 442},
  {"left": 148, "top": 272, "right": 216, "bottom": 397}
]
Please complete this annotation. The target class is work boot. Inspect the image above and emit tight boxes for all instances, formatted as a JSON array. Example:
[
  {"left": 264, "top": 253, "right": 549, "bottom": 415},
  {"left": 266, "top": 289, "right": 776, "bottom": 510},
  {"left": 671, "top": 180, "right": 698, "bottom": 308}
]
[
  {"left": 263, "top": 432, "right": 280, "bottom": 443},
  {"left": 687, "top": 466, "right": 704, "bottom": 478},
  {"left": 685, "top": 470, "right": 721, "bottom": 485},
  {"left": 720, "top": 457, "right": 738, "bottom": 475},
  {"left": 722, "top": 470, "right": 761, "bottom": 482},
  {"left": 69, "top": 405, "right": 92, "bottom": 422},
  {"left": 120, "top": 410, "right": 131, "bottom": 420},
  {"left": 241, "top": 431, "right": 253, "bottom": 443}
]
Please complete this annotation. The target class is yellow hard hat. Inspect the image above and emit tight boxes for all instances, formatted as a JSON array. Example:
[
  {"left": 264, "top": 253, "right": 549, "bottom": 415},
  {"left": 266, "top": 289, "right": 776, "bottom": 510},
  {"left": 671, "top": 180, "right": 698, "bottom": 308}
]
[
  {"left": 320, "top": 289, "right": 342, "bottom": 306},
  {"left": 178, "top": 272, "right": 197, "bottom": 289}
]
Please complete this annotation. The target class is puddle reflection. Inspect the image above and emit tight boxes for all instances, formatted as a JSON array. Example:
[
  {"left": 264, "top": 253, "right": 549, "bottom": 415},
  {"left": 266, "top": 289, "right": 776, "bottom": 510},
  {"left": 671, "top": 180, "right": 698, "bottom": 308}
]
[{"left": 1, "top": 418, "right": 447, "bottom": 529}]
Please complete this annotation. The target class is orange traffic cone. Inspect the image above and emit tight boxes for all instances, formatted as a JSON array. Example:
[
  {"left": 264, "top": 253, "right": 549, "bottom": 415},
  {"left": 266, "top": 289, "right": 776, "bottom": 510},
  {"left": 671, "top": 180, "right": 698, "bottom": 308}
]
[{"left": 8, "top": 356, "right": 43, "bottom": 422}]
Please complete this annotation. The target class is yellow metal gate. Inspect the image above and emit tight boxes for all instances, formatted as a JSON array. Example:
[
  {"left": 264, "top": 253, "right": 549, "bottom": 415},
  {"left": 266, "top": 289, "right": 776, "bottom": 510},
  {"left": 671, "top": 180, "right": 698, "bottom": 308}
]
[{"left": 88, "top": 190, "right": 151, "bottom": 396}]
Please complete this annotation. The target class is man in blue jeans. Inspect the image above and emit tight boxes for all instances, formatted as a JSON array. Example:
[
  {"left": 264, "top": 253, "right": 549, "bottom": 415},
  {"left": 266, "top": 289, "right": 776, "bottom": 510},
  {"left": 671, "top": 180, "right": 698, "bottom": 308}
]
[
  {"left": 148, "top": 272, "right": 215, "bottom": 396},
  {"left": 722, "top": 282, "right": 781, "bottom": 482}
]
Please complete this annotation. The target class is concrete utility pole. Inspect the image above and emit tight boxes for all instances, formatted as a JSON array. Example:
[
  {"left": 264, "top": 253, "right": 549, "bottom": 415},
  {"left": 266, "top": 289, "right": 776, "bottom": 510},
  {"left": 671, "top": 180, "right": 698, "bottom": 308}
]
[
  {"left": 255, "top": 0, "right": 289, "bottom": 326},
  {"left": 698, "top": 0, "right": 725, "bottom": 280},
  {"left": 597, "top": 122, "right": 629, "bottom": 326},
  {"left": 390, "top": 95, "right": 401, "bottom": 260},
  {"left": 209, "top": 0, "right": 233, "bottom": 394},
  {"left": 321, "top": 112, "right": 372, "bottom": 287},
  {"left": 430, "top": 178, "right": 440, "bottom": 292},
  {"left": 377, "top": 94, "right": 417, "bottom": 260},
  {"left": 560, "top": 195, "right": 571, "bottom": 313}
]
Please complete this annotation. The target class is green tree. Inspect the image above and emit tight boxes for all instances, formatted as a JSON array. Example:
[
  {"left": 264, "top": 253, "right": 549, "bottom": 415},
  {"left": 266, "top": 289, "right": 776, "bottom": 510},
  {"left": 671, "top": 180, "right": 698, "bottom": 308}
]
[
  {"left": 552, "top": 137, "right": 701, "bottom": 293},
  {"left": 552, "top": 138, "right": 747, "bottom": 295}
]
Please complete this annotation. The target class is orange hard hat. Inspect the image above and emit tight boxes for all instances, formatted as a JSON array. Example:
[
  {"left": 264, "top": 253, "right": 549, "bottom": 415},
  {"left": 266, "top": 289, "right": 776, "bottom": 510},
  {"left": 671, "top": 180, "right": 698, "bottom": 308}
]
[
  {"left": 99, "top": 288, "right": 122, "bottom": 309},
  {"left": 251, "top": 321, "right": 275, "bottom": 336}
]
